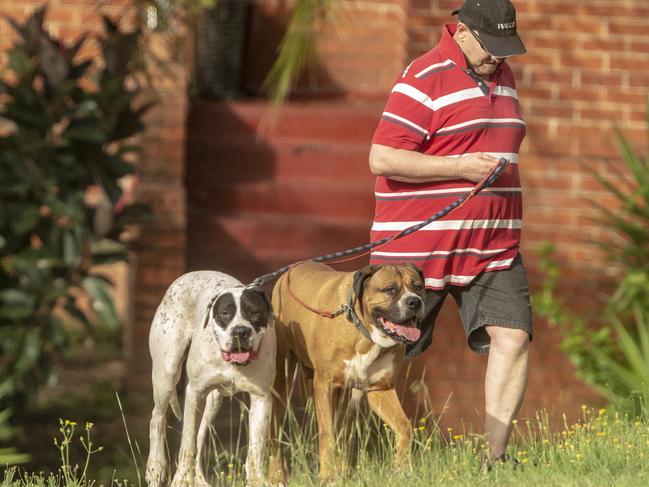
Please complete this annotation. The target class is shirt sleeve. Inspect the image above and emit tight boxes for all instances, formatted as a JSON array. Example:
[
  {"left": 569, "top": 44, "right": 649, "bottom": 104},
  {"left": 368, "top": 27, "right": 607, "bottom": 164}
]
[{"left": 371, "top": 64, "right": 436, "bottom": 151}]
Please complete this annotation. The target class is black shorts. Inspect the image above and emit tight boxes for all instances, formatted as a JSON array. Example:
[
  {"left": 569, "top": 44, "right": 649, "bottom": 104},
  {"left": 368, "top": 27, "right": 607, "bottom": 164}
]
[{"left": 406, "top": 253, "right": 533, "bottom": 357}]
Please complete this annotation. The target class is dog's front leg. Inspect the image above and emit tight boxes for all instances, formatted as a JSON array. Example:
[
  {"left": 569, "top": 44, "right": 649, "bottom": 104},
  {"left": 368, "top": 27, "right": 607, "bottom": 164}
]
[
  {"left": 194, "top": 390, "right": 223, "bottom": 487},
  {"left": 171, "top": 382, "right": 206, "bottom": 487},
  {"left": 367, "top": 388, "right": 413, "bottom": 467},
  {"left": 313, "top": 375, "right": 336, "bottom": 481},
  {"left": 246, "top": 392, "right": 272, "bottom": 485}
]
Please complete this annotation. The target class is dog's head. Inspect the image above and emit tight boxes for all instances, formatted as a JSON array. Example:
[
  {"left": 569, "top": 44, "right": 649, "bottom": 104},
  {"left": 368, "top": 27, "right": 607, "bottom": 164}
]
[
  {"left": 352, "top": 264, "right": 426, "bottom": 348},
  {"left": 202, "top": 286, "right": 274, "bottom": 366}
]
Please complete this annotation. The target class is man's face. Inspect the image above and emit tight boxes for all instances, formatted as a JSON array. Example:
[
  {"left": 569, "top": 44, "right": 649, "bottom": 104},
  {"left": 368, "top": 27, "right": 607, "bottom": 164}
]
[{"left": 456, "top": 23, "right": 505, "bottom": 78}]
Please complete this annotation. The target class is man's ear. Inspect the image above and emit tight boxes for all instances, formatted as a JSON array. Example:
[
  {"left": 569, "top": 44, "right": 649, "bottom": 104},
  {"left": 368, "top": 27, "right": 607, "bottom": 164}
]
[
  {"left": 455, "top": 22, "right": 469, "bottom": 42},
  {"left": 352, "top": 265, "right": 381, "bottom": 302},
  {"left": 202, "top": 293, "right": 221, "bottom": 329}
]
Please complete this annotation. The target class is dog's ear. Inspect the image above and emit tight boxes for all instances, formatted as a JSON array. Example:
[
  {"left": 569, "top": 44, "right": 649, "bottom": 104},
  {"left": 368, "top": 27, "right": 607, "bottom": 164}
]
[
  {"left": 352, "top": 264, "right": 381, "bottom": 301},
  {"left": 202, "top": 293, "right": 221, "bottom": 329},
  {"left": 405, "top": 263, "right": 426, "bottom": 289},
  {"left": 246, "top": 285, "right": 275, "bottom": 326}
]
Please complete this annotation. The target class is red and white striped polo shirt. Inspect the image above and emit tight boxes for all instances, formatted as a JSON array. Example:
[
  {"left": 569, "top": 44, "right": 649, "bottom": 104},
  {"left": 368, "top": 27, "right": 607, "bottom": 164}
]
[{"left": 370, "top": 24, "right": 526, "bottom": 290}]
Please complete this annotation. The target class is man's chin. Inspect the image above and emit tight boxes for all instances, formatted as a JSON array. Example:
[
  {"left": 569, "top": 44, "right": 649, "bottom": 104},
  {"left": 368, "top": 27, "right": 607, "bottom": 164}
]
[{"left": 476, "top": 65, "right": 498, "bottom": 76}]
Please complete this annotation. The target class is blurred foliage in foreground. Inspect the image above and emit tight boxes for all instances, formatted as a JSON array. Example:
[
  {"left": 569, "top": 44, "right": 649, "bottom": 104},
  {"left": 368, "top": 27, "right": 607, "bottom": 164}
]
[{"left": 0, "top": 6, "right": 150, "bottom": 414}]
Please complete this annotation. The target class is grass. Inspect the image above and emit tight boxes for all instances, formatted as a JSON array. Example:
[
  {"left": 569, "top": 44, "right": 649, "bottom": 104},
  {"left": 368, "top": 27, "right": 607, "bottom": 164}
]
[{"left": 3, "top": 401, "right": 649, "bottom": 487}]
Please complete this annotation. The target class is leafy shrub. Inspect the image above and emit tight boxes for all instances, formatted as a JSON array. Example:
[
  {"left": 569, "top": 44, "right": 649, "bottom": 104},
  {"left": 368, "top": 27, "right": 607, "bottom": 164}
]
[
  {"left": 534, "top": 109, "right": 649, "bottom": 415},
  {"left": 0, "top": 6, "right": 150, "bottom": 409}
]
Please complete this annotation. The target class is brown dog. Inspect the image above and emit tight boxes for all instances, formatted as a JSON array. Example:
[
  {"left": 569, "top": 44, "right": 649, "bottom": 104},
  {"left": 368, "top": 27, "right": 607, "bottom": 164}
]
[{"left": 268, "top": 262, "right": 426, "bottom": 482}]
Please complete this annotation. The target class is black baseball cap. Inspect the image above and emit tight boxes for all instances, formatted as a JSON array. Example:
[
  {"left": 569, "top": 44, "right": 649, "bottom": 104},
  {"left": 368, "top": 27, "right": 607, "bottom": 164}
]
[{"left": 452, "top": 0, "right": 526, "bottom": 57}]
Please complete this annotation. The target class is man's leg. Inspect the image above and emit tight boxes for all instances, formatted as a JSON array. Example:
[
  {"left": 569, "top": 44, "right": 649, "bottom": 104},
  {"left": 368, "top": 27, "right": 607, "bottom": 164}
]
[{"left": 483, "top": 326, "right": 529, "bottom": 459}]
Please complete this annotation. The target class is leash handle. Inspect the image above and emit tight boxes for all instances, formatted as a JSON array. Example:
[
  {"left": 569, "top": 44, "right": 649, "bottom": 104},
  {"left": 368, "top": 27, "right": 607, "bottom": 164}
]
[{"left": 252, "top": 157, "right": 510, "bottom": 287}]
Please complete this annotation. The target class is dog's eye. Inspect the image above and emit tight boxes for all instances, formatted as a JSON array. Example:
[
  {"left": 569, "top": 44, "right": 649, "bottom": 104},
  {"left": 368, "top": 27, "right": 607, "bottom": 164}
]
[
  {"left": 411, "top": 282, "right": 424, "bottom": 293},
  {"left": 382, "top": 285, "right": 398, "bottom": 296},
  {"left": 219, "top": 311, "right": 233, "bottom": 320}
]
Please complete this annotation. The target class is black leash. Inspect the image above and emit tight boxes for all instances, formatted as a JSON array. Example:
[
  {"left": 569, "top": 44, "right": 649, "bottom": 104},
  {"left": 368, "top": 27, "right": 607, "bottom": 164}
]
[{"left": 251, "top": 157, "right": 510, "bottom": 287}]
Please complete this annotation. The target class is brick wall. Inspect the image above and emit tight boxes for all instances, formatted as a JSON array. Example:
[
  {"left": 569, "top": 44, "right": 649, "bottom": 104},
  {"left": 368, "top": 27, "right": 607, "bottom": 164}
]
[{"left": 0, "top": 0, "right": 188, "bottom": 392}]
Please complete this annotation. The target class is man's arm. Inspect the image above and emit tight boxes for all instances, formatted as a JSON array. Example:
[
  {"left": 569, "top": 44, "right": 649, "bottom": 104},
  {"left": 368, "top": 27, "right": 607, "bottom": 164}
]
[{"left": 369, "top": 144, "right": 500, "bottom": 184}]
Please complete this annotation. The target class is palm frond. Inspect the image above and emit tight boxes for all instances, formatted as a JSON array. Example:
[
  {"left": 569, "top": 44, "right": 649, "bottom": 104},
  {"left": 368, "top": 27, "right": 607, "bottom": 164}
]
[{"left": 258, "top": 0, "right": 333, "bottom": 133}]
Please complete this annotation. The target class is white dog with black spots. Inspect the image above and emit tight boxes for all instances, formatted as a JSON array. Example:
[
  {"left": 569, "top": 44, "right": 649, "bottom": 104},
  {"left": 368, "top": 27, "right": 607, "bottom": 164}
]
[{"left": 145, "top": 271, "right": 276, "bottom": 487}]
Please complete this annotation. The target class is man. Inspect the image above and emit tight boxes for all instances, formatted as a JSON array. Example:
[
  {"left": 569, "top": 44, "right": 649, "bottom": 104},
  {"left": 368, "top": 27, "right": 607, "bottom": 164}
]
[{"left": 368, "top": 0, "right": 531, "bottom": 463}]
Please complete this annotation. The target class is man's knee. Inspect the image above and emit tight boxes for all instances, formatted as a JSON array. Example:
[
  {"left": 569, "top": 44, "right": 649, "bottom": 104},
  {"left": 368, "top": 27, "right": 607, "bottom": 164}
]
[{"left": 486, "top": 326, "right": 530, "bottom": 355}]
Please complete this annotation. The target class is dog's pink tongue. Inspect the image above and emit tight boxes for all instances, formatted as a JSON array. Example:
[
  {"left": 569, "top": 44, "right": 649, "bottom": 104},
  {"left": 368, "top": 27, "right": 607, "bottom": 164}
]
[
  {"left": 381, "top": 318, "right": 421, "bottom": 342},
  {"left": 223, "top": 351, "right": 252, "bottom": 363},
  {"left": 395, "top": 324, "right": 421, "bottom": 342}
]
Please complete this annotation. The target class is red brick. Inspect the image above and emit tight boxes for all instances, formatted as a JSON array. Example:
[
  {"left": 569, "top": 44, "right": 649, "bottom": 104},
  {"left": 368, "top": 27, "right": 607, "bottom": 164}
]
[
  {"left": 609, "top": 20, "right": 649, "bottom": 37},
  {"left": 516, "top": 15, "right": 553, "bottom": 32},
  {"left": 581, "top": 71, "right": 624, "bottom": 87},
  {"left": 517, "top": 50, "right": 555, "bottom": 67},
  {"left": 579, "top": 107, "right": 625, "bottom": 123},
  {"left": 579, "top": 36, "right": 627, "bottom": 52},
  {"left": 559, "top": 51, "right": 604, "bottom": 70},
  {"left": 629, "top": 39, "right": 649, "bottom": 54},
  {"left": 524, "top": 34, "right": 580, "bottom": 51},
  {"left": 554, "top": 17, "right": 605, "bottom": 34},
  {"left": 518, "top": 85, "right": 555, "bottom": 101},
  {"left": 529, "top": 68, "right": 573, "bottom": 85},
  {"left": 529, "top": 103, "right": 573, "bottom": 119},
  {"left": 629, "top": 109, "right": 649, "bottom": 123},
  {"left": 559, "top": 86, "right": 608, "bottom": 103},
  {"left": 610, "top": 56, "right": 649, "bottom": 71},
  {"left": 605, "top": 88, "right": 649, "bottom": 105}
]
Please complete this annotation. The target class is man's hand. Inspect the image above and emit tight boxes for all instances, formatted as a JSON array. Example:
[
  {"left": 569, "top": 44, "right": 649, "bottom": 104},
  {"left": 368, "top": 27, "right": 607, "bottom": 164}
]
[{"left": 457, "top": 153, "right": 501, "bottom": 182}]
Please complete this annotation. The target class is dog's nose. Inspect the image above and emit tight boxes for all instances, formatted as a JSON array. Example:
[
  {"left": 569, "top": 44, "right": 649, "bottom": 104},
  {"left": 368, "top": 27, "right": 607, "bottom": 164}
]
[
  {"left": 232, "top": 326, "right": 252, "bottom": 342},
  {"left": 405, "top": 296, "right": 422, "bottom": 311}
]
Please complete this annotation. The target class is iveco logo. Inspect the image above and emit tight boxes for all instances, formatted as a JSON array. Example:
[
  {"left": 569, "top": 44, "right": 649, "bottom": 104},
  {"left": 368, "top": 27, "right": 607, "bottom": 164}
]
[{"left": 498, "top": 22, "right": 516, "bottom": 29}]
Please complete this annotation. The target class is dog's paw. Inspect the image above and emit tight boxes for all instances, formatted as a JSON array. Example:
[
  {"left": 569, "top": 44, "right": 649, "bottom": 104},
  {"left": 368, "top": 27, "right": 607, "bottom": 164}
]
[
  {"left": 193, "top": 468, "right": 211, "bottom": 487},
  {"left": 145, "top": 462, "right": 166, "bottom": 487},
  {"left": 170, "top": 466, "right": 194, "bottom": 487}
]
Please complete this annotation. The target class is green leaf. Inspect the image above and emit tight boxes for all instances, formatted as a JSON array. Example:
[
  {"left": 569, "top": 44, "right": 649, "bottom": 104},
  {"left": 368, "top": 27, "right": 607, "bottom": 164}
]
[
  {"left": 64, "top": 300, "right": 94, "bottom": 332},
  {"left": 0, "top": 289, "right": 37, "bottom": 320},
  {"left": 13, "top": 327, "right": 42, "bottom": 374},
  {"left": 90, "top": 238, "right": 127, "bottom": 265},
  {"left": 81, "top": 276, "right": 120, "bottom": 330},
  {"left": 63, "top": 118, "right": 107, "bottom": 143},
  {"left": 10, "top": 205, "right": 40, "bottom": 236},
  {"left": 7, "top": 49, "right": 33, "bottom": 78}
]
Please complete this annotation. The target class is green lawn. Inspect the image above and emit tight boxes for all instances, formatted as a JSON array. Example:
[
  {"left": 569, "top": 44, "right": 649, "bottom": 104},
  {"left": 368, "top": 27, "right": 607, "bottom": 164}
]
[{"left": 3, "top": 407, "right": 649, "bottom": 486}]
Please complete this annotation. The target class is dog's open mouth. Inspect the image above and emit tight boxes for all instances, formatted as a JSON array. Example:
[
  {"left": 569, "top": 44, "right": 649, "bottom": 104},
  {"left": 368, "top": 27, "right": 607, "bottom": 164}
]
[
  {"left": 221, "top": 349, "right": 259, "bottom": 366},
  {"left": 375, "top": 316, "right": 421, "bottom": 343}
]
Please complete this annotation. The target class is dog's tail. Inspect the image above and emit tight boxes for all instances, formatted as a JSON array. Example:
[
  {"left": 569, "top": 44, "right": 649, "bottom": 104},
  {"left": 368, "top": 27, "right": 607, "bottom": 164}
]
[{"left": 170, "top": 391, "right": 182, "bottom": 420}]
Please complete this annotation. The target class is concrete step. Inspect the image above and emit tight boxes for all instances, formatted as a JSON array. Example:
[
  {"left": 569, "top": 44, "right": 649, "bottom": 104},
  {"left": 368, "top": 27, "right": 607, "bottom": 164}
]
[
  {"left": 187, "top": 99, "right": 384, "bottom": 144},
  {"left": 188, "top": 179, "right": 376, "bottom": 220},
  {"left": 186, "top": 136, "right": 373, "bottom": 184},
  {"left": 188, "top": 211, "right": 372, "bottom": 260}
]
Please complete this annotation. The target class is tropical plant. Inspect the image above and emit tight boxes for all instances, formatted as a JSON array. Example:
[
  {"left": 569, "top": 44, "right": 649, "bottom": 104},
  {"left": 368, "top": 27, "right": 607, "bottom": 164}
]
[
  {"left": 534, "top": 107, "right": 649, "bottom": 415},
  {"left": 0, "top": 6, "right": 150, "bottom": 409},
  {"left": 0, "top": 380, "right": 29, "bottom": 464},
  {"left": 140, "top": 0, "right": 334, "bottom": 106}
]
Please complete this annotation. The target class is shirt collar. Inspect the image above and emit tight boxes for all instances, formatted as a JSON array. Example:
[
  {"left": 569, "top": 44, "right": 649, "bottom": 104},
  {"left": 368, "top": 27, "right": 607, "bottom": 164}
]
[{"left": 439, "top": 24, "right": 468, "bottom": 69}]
